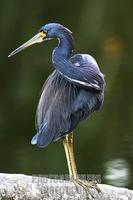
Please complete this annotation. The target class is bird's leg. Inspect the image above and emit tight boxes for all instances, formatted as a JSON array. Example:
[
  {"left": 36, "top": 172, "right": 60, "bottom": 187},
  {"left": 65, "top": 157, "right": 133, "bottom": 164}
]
[
  {"left": 63, "top": 132, "right": 78, "bottom": 180},
  {"left": 63, "top": 132, "right": 101, "bottom": 198}
]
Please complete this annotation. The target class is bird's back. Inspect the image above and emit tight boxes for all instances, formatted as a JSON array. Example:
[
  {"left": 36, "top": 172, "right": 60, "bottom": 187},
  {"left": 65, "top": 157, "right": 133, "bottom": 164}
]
[
  {"left": 31, "top": 54, "right": 104, "bottom": 148},
  {"left": 70, "top": 54, "right": 104, "bottom": 90}
]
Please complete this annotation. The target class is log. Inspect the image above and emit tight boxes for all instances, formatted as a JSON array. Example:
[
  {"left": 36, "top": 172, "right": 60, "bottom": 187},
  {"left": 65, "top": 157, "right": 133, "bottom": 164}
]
[{"left": 0, "top": 173, "right": 132, "bottom": 200}]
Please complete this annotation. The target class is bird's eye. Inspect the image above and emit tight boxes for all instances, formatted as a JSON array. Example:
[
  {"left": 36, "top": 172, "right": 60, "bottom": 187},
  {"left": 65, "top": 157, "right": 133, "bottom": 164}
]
[{"left": 39, "top": 30, "right": 47, "bottom": 38}]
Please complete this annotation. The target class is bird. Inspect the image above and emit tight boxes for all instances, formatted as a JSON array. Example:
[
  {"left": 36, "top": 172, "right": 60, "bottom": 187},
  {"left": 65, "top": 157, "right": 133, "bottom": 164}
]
[{"left": 8, "top": 23, "right": 105, "bottom": 196}]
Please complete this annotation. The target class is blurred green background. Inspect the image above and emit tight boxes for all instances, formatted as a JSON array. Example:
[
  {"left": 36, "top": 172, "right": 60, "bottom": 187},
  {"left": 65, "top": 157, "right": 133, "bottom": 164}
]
[{"left": 0, "top": 0, "right": 133, "bottom": 189}]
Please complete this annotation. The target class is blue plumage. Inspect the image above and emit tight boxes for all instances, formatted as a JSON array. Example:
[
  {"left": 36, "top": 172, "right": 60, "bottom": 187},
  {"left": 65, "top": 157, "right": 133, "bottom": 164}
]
[
  {"left": 30, "top": 23, "right": 105, "bottom": 148},
  {"left": 8, "top": 23, "right": 105, "bottom": 192}
]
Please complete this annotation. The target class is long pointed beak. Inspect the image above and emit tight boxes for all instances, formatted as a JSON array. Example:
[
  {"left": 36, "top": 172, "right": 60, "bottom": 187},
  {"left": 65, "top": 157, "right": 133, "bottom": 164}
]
[{"left": 8, "top": 32, "right": 46, "bottom": 57}]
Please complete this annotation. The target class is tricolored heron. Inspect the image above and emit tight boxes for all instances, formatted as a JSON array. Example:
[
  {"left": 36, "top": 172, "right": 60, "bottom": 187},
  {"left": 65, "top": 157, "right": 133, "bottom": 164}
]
[{"left": 8, "top": 23, "right": 105, "bottom": 196}]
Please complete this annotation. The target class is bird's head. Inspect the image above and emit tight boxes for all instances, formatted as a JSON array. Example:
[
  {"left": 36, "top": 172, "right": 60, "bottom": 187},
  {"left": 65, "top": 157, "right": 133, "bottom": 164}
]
[
  {"left": 39, "top": 23, "right": 72, "bottom": 39},
  {"left": 8, "top": 23, "right": 72, "bottom": 57}
]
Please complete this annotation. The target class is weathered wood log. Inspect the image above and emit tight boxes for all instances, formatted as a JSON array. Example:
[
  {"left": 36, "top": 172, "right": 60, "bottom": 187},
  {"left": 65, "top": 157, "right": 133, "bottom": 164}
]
[{"left": 0, "top": 173, "right": 132, "bottom": 200}]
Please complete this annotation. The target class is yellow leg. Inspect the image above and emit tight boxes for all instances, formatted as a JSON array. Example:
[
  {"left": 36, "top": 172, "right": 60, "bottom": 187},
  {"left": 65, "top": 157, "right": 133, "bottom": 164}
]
[
  {"left": 63, "top": 132, "right": 78, "bottom": 180},
  {"left": 63, "top": 132, "right": 101, "bottom": 198}
]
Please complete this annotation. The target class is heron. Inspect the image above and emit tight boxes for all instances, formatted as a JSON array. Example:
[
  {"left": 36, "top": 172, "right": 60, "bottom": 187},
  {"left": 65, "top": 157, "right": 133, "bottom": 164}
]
[{"left": 8, "top": 23, "right": 105, "bottom": 196}]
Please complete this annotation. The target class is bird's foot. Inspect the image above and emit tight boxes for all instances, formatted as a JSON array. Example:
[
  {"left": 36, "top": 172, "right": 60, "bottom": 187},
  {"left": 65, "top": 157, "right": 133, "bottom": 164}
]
[{"left": 71, "top": 177, "right": 101, "bottom": 199}]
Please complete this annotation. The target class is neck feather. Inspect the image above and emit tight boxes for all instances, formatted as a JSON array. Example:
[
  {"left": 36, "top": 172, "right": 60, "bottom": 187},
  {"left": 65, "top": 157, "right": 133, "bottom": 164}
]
[
  {"left": 52, "top": 31, "right": 74, "bottom": 61},
  {"left": 52, "top": 30, "right": 75, "bottom": 79}
]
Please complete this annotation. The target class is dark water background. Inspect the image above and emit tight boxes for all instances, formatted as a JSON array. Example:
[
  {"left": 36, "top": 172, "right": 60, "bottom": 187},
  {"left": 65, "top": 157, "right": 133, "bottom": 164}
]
[{"left": 0, "top": 0, "right": 133, "bottom": 189}]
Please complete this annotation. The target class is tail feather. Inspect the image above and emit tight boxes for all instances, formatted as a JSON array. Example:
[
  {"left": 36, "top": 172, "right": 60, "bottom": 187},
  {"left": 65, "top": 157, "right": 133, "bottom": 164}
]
[
  {"left": 31, "top": 133, "right": 39, "bottom": 145},
  {"left": 31, "top": 122, "right": 55, "bottom": 148}
]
